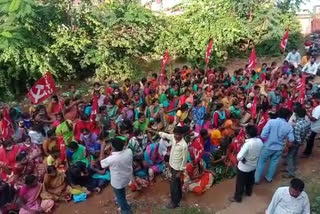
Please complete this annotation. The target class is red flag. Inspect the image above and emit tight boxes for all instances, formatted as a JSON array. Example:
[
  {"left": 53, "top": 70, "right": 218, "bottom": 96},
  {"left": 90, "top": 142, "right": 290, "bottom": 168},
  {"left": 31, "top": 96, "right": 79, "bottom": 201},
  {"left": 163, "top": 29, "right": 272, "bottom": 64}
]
[
  {"left": 205, "top": 38, "right": 214, "bottom": 64},
  {"left": 250, "top": 95, "right": 258, "bottom": 119},
  {"left": 27, "top": 72, "right": 57, "bottom": 104},
  {"left": 160, "top": 50, "right": 170, "bottom": 84},
  {"left": 57, "top": 134, "right": 66, "bottom": 162},
  {"left": 0, "top": 107, "right": 13, "bottom": 140},
  {"left": 297, "top": 74, "right": 306, "bottom": 104},
  {"left": 235, "top": 128, "right": 245, "bottom": 144},
  {"left": 247, "top": 47, "right": 257, "bottom": 72},
  {"left": 257, "top": 111, "right": 269, "bottom": 134},
  {"left": 280, "top": 29, "right": 289, "bottom": 52},
  {"left": 90, "top": 94, "right": 99, "bottom": 121},
  {"left": 286, "top": 89, "right": 296, "bottom": 111}
]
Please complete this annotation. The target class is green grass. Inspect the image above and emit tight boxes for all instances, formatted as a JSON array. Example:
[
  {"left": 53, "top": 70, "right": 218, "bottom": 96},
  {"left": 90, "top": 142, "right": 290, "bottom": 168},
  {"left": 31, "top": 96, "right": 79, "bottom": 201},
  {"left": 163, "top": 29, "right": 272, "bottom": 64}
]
[
  {"left": 305, "top": 181, "right": 320, "bottom": 214},
  {"left": 299, "top": 174, "right": 320, "bottom": 214}
]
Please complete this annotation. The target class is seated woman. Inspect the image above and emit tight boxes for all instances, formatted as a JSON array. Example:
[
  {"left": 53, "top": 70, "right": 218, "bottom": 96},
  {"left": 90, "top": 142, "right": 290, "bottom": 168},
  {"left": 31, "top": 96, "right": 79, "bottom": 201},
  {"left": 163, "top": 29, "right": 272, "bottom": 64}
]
[
  {"left": 66, "top": 161, "right": 101, "bottom": 194},
  {"left": 40, "top": 166, "right": 71, "bottom": 206},
  {"left": 46, "top": 148, "right": 65, "bottom": 172},
  {"left": 19, "top": 175, "right": 54, "bottom": 214},
  {"left": 42, "top": 130, "right": 58, "bottom": 156},
  {"left": 66, "top": 141, "right": 90, "bottom": 167},
  {"left": 128, "top": 160, "right": 149, "bottom": 192},
  {"left": 90, "top": 155, "right": 109, "bottom": 189},
  {"left": 175, "top": 104, "right": 189, "bottom": 126},
  {"left": 225, "top": 129, "right": 245, "bottom": 167},
  {"left": 128, "top": 130, "right": 148, "bottom": 160},
  {"left": 0, "top": 140, "right": 21, "bottom": 182},
  {"left": 183, "top": 147, "right": 214, "bottom": 195},
  {"left": 0, "top": 180, "right": 18, "bottom": 214},
  {"left": 55, "top": 113, "right": 74, "bottom": 145},
  {"left": 143, "top": 143, "right": 164, "bottom": 181},
  {"left": 212, "top": 103, "right": 226, "bottom": 129},
  {"left": 19, "top": 136, "right": 45, "bottom": 178},
  {"left": 14, "top": 151, "right": 44, "bottom": 189},
  {"left": 220, "top": 120, "right": 235, "bottom": 138},
  {"left": 80, "top": 128, "right": 100, "bottom": 156}
]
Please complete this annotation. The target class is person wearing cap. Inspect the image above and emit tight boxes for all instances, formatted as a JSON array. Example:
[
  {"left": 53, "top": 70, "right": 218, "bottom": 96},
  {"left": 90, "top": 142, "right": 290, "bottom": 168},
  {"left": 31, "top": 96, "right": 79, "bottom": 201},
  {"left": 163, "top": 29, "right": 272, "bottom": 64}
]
[
  {"left": 302, "top": 93, "right": 320, "bottom": 158},
  {"left": 159, "top": 126, "right": 188, "bottom": 209}
]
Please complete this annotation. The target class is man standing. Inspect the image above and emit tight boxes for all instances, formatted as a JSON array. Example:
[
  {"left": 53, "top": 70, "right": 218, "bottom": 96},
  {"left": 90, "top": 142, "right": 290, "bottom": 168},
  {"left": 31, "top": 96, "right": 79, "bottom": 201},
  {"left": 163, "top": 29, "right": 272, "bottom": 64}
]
[
  {"left": 255, "top": 108, "right": 294, "bottom": 184},
  {"left": 266, "top": 178, "right": 310, "bottom": 214},
  {"left": 285, "top": 48, "right": 301, "bottom": 67},
  {"left": 283, "top": 108, "right": 310, "bottom": 178},
  {"left": 159, "top": 126, "right": 188, "bottom": 209},
  {"left": 230, "top": 125, "right": 263, "bottom": 203},
  {"left": 101, "top": 137, "right": 133, "bottom": 214},
  {"left": 302, "top": 93, "right": 320, "bottom": 158}
]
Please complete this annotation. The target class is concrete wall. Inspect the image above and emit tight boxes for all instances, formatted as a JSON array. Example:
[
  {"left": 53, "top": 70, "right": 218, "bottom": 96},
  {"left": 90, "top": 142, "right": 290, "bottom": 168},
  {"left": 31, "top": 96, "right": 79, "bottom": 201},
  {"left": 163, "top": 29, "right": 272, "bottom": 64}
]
[
  {"left": 296, "top": 5, "right": 320, "bottom": 35},
  {"left": 297, "top": 14, "right": 313, "bottom": 35}
]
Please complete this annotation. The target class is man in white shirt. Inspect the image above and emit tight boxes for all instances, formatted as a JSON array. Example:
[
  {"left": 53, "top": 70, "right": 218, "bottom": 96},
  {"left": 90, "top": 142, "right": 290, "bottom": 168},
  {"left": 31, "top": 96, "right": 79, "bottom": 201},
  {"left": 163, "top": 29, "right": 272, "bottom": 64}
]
[
  {"left": 230, "top": 125, "right": 263, "bottom": 203},
  {"left": 285, "top": 48, "right": 301, "bottom": 67},
  {"left": 302, "top": 57, "right": 318, "bottom": 76},
  {"left": 159, "top": 126, "right": 188, "bottom": 209},
  {"left": 266, "top": 178, "right": 310, "bottom": 214},
  {"left": 101, "top": 137, "right": 133, "bottom": 214},
  {"left": 302, "top": 93, "right": 320, "bottom": 158}
]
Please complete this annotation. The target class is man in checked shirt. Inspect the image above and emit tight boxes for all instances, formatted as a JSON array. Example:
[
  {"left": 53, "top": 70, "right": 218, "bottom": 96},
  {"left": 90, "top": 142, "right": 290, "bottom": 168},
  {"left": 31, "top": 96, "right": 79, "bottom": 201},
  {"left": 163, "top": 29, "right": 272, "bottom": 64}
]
[{"left": 283, "top": 108, "right": 310, "bottom": 178}]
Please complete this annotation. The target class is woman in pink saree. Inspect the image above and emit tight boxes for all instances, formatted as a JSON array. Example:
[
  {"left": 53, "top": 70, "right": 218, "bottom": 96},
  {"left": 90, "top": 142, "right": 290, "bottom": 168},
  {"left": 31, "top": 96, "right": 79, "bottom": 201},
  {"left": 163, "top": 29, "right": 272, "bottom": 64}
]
[{"left": 19, "top": 175, "right": 54, "bottom": 214}]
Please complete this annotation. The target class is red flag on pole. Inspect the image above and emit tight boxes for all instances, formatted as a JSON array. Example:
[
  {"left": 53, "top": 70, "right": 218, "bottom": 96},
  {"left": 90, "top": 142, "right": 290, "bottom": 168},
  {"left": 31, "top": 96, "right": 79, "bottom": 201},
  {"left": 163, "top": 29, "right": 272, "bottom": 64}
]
[
  {"left": 257, "top": 111, "right": 269, "bottom": 134},
  {"left": 247, "top": 46, "right": 257, "bottom": 73},
  {"left": 160, "top": 50, "right": 170, "bottom": 85},
  {"left": 0, "top": 107, "right": 13, "bottom": 141},
  {"left": 250, "top": 95, "right": 258, "bottom": 119},
  {"left": 297, "top": 74, "right": 306, "bottom": 104},
  {"left": 57, "top": 134, "right": 66, "bottom": 162},
  {"left": 235, "top": 128, "right": 246, "bottom": 144},
  {"left": 90, "top": 94, "right": 99, "bottom": 121},
  {"left": 286, "top": 89, "right": 296, "bottom": 111},
  {"left": 280, "top": 29, "right": 289, "bottom": 52},
  {"left": 27, "top": 72, "right": 57, "bottom": 104},
  {"left": 205, "top": 38, "right": 214, "bottom": 64}
]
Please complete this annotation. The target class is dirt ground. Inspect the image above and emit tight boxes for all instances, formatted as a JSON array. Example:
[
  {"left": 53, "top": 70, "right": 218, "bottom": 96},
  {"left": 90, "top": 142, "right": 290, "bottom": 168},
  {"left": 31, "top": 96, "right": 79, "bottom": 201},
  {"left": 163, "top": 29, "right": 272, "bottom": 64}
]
[
  {"left": 55, "top": 143, "right": 320, "bottom": 214},
  {"left": 54, "top": 56, "right": 320, "bottom": 214}
]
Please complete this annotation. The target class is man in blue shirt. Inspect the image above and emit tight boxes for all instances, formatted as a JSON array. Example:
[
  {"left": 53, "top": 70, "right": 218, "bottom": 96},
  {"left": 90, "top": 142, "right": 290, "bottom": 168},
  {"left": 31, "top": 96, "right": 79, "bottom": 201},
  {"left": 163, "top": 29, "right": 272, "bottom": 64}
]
[
  {"left": 255, "top": 108, "right": 294, "bottom": 183},
  {"left": 285, "top": 48, "right": 301, "bottom": 67}
]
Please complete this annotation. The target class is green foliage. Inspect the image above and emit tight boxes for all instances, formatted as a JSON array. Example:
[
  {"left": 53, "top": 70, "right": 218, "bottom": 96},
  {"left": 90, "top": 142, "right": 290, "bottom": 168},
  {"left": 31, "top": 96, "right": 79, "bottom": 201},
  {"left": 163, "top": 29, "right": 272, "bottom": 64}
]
[
  {"left": 0, "top": 0, "right": 304, "bottom": 100},
  {"left": 155, "top": 0, "right": 250, "bottom": 66},
  {"left": 80, "top": 2, "right": 162, "bottom": 80},
  {"left": 155, "top": 0, "right": 303, "bottom": 62}
]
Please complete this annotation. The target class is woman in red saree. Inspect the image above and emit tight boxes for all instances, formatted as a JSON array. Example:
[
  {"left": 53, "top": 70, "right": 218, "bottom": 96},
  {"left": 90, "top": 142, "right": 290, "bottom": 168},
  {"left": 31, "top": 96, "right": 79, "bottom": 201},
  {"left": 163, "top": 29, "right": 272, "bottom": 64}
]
[
  {"left": 183, "top": 135, "right": 214, "bottom": 195},
  {"left": 0, "top": 140, "right": 20, "bottom": 182},
  {"left": 225, "top": 129, "right": 245, "bottom": 167}
]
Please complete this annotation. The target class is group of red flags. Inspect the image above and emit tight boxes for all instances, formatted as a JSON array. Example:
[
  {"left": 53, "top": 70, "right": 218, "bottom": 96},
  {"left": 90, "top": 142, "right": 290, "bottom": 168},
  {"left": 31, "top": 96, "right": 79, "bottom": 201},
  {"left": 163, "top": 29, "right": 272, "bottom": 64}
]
[{"left": 0, "top": 30, "right": 295, "bottom": 141}]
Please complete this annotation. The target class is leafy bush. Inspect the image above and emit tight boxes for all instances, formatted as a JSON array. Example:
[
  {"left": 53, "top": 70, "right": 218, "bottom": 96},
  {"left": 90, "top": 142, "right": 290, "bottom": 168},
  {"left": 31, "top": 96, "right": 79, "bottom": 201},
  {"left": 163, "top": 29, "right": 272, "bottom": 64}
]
[{"left": 0, "top": 0, "right": 304, "bottom": 100}]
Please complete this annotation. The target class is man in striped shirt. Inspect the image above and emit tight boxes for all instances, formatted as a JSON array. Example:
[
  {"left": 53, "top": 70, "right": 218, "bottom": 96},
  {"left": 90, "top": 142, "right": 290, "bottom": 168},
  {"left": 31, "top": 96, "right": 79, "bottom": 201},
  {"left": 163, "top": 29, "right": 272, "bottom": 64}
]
[{"left": 283, "top": 108, "right": 310, "bottom": 178}]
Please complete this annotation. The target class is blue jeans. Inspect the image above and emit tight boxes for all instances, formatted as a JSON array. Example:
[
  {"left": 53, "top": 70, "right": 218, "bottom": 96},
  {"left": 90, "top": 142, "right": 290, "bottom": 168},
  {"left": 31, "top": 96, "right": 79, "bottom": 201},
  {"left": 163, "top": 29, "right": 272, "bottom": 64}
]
[
  {"left": 113, "top": 187, "right": 131, "bottom": 214},
  {"left": 286, "top": 144, "right": 300, "bottom": 176},
  {"left": 255, "top": 147, "right": 282, "bottom": 183}
]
